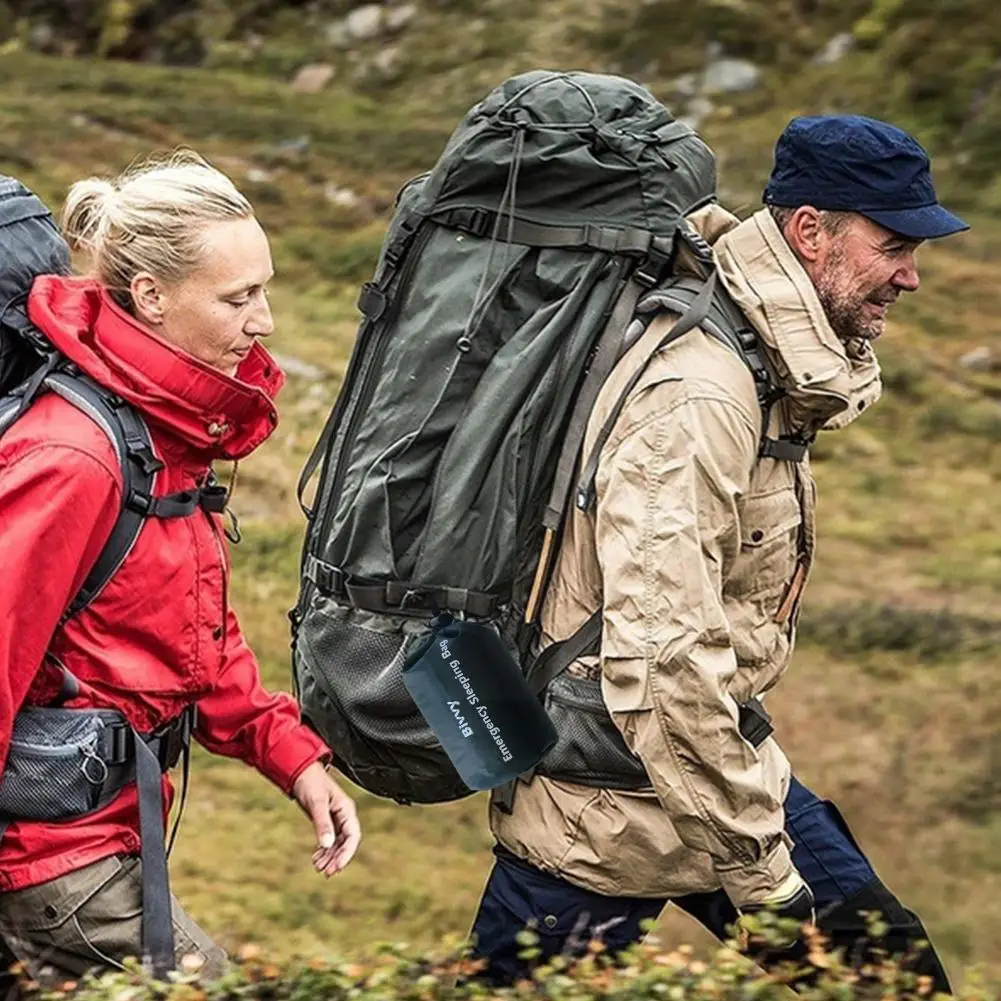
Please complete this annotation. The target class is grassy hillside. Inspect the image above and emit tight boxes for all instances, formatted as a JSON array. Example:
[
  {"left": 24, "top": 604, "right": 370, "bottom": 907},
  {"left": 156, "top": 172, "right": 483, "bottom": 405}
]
[{"left": 1, "top": 0, "right": 1000, "bottom": 987}]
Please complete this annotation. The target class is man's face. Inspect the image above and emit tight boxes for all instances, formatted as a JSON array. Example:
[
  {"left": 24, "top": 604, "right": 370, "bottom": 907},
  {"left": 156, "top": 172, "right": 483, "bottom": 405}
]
[{"left": 811, "top": 215, "right": 923, "bottom": 343}]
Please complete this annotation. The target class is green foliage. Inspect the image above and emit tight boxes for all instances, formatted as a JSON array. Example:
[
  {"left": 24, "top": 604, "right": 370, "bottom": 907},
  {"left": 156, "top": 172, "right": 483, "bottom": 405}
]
[
  {"left": 6, "top": 0, "right": 1001, "bottom": 194},
  {"left": 853, "top": 0, "right": 908, "bottom": 45},
  {"left": 16, "top": 924, "right": 981, "bottom": 1001},
  {"left": 849, "top": 0, "right": 1001, "bottom": 188},
  {"left": 799, "top": 602, "right": 1001, "bottom": 663},
  {"left": 279, "top": 222, "right": 386, "bottom": 284},
  {"left": 586, "top": 0, "right": 870, "bottom": 76},
  {"left": 877, "top": 347, "right": 931, "bottom": 400},
  {"left": 921, "top": 398, "right": 1001, "bottom": 442},
  {"left": 3, "top": 0, "right": 316, "bottom": 62}
]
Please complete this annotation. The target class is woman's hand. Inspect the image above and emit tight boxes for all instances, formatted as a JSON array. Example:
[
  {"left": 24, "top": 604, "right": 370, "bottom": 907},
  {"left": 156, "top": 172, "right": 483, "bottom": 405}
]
[{"left": 291, "top": 762, "right": 362, "bottom": 876}]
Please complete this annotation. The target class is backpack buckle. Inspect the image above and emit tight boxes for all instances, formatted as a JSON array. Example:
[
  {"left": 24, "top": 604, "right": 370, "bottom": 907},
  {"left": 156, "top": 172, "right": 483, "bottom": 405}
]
[
  {"left": 151, "top": 706, "right": 196, "bottom": 771},
  {"left": 759, "top": 434, "right": 810, "bottom": 463},
  {"left": 737, "top": 698, "right": 773, "bottom": 748},
  {"left": 126, "top": 489, "right": 154, "bottom": 515},
  {"left": 357, "top": 283, "right": 387, "bottom": 321},
  {"left": 633, "top": 250, "right": 671, "bottom": 288},
  {"left": 130, "top": 445, "right": 165, "bottom": 476},
  {"left": 197, "top": 483, "right": 229, "bottom": 514},
  {"left": 383, "top": 230, "right": 413, "bottom": 268},
  {"left": 312, "top": 560, "right": 345, "bottom": 597},
  {"left": 399, "top": 587, "right": 429, "bottom": 611},
  {"left": 105, "top": 723, "right": 133, "bottom": 766},
  {"left": 465, "top": 209, "right": 493, "bottom": 239}
]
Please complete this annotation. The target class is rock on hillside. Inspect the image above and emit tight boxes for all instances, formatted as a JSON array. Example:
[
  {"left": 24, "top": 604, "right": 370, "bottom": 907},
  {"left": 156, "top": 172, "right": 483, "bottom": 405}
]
[{"left": 2, "top": 0, "right": 1001, "bottom": 203}]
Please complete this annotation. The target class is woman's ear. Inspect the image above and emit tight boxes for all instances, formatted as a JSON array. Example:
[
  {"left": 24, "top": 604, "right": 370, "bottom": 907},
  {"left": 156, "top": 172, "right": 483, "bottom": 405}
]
[{"left": 130, "top": 272, "right": 165, "bottom": 326}]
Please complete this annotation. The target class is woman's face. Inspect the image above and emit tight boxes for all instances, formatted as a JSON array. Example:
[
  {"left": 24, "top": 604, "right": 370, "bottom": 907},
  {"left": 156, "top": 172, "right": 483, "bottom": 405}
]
[{"left": 130, "top": 217, "right": 275, "bottom": 377}]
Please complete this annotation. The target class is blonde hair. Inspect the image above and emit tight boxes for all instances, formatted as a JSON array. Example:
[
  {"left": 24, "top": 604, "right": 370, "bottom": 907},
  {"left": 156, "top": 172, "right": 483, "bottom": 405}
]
[{"left": 62, "top": 150, "right": 254, "bottom": 308}]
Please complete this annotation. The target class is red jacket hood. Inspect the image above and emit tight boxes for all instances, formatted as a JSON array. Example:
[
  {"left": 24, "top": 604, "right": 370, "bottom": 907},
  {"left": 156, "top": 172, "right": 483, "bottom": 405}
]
[{"left": 27, "top": 275, "right": 284, "bottom": 462}]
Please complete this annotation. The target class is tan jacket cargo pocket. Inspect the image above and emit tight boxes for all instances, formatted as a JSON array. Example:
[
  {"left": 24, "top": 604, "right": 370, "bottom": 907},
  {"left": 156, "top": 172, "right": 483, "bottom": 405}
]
[{"left": 730, "top": 488, "right": 802, "bottom": 607}]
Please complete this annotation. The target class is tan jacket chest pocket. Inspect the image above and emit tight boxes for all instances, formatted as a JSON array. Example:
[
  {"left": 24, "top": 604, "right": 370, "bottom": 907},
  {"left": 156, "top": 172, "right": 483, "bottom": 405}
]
[{"left": 728, "top": 488, "right": 802, "bottom": 612}]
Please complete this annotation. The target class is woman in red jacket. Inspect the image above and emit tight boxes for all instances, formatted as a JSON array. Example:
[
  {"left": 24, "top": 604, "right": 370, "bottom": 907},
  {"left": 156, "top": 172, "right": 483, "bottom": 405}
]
[{"left": 0, "top": 152, "right": 360, "bottom": 982}]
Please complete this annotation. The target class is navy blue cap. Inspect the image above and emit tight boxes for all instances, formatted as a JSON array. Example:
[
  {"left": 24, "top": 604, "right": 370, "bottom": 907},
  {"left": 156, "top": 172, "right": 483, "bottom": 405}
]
[{"left": 764, "top": 114, "right": 968, "bottom": 240}]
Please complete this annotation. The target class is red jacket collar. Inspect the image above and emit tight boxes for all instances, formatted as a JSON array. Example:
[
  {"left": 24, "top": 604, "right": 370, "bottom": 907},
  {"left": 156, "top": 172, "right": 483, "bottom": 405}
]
[{"left": 27, "top": 276, "right": 284, "bottom": 461}]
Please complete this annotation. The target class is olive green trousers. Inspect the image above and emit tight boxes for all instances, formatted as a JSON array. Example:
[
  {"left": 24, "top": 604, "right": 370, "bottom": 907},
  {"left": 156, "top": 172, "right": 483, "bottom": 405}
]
[{"left": 0, "top": 855, "right": 226, "bottom": 986}]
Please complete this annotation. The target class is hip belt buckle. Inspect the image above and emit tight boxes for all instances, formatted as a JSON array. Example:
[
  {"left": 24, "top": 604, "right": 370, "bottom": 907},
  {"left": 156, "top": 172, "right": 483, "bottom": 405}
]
[{"left": 738, "top": 697, "right": 773, "bottom": 749}]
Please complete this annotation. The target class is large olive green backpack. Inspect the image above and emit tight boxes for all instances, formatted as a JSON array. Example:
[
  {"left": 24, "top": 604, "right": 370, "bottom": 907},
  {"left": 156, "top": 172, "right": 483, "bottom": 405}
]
[{"left": 292, "top": 71, "right": 781, "bottom": 804}]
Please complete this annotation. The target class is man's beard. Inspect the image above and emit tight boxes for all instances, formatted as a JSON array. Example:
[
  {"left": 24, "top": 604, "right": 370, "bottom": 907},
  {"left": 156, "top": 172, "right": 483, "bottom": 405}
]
[{"left": 815, "top": 248, "right": 897, "bottom": 347}]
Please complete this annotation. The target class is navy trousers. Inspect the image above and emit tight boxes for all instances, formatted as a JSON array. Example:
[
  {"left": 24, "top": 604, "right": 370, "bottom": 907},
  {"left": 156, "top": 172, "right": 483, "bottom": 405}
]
[{"left": 471, "top": 777, "right": 943, "bottom": 987}]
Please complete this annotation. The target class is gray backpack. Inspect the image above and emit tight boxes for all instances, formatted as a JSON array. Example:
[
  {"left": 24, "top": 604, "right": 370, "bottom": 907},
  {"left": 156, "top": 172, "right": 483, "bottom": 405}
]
[{"left": 292, "top": 71, "right": 798, "bottom": 805}]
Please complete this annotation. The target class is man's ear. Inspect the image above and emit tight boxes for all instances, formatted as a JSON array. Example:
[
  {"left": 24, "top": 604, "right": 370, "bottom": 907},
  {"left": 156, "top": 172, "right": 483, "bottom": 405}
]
[
  {"left": 130, "top": 273, "right": 165, "bottom": 326},
  {"left": 782, "top": 206, "right": 826, "bottom": 264}
]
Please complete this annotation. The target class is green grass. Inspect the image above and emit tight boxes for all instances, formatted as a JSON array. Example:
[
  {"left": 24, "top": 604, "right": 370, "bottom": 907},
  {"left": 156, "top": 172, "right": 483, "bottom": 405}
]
[{"left": 2, "top": 17, "right": 1001, "bottom": 985}]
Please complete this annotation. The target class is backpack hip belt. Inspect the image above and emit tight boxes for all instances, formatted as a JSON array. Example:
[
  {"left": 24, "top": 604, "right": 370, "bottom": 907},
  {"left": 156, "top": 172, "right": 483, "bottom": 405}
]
[{"left": 0, "top": 700, "right": 197, "bottom": 977}]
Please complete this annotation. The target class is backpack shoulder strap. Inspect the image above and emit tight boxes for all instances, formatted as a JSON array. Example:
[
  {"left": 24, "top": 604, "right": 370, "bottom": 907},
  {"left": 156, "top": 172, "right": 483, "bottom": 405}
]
[
  {"left": 575, "top": 273, "right": 718, "bottom": 513},
  {"left": 40, "top": 370, "right": 164, "bottom": 620},
  {"left": 531, "top": 276, "right": 812, "bottom": 694},
  {"left": 1, "top": 363, "right": 234, "bottom": 622},
  {"left": 639, "top": 277, "right": 812, "bottom": 464}
]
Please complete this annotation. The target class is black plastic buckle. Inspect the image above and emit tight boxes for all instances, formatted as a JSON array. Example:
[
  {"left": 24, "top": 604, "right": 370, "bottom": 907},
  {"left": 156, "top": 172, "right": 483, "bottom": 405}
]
[
  {"left": 758, "top": 381, "right": 786, "bottom": 407},
  {"left": 151, "top": 706, "right": 196, "bottom": 771},
  {"left": 130, "top": 446, "right": 165, "bottom": 476},
  {"left": 197, "top": 484, "right": 229, "bottom": 514},
  {"left": 465, "top": 209, "right": 493, "bottom": 239},
  {"left": 383, "top": 229, "right": 413, "bottom": 267},
  {"left": 315, "top": 562, "right": 345, "bottom": 597},
  {"left": 759, "top": 434, "right": 810, "bottom": 463},
  {"left": 738, "top": 698, "right": 774, "bottom": 748},
  {"left": 106, "top": 724, "right": 133, "bottom": 766},
  {"left": 399, "top": 587, "right": 430, "bottom": 611},
  {"left": 357, "top": 282, "right": 388, "bottom": 322},
  {"left": 156, "top": 732, "right": 179, "bottom": 771},
  {"left": 126, "top": 489, "right": 154, "bottom": 515},
  {"left": 633, "top": 250, "right": 671, "bottom": 289}
]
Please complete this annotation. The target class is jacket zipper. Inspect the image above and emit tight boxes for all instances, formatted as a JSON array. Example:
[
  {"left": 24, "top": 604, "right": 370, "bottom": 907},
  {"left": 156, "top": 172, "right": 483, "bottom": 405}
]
[{"left": 313, "top": 221, "right": 433, "bottom": 562}]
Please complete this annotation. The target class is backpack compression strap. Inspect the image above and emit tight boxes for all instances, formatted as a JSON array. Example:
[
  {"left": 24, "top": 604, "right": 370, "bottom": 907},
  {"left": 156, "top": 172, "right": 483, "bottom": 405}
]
[{"left": 574, "top": 272, "right": 811, "bottom": 514}]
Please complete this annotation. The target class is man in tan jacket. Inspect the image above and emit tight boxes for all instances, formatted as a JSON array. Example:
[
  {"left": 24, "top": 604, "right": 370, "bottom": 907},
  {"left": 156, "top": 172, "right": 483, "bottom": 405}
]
[{"left": 470, "top": 115, "right": 966, "bottom": 989}]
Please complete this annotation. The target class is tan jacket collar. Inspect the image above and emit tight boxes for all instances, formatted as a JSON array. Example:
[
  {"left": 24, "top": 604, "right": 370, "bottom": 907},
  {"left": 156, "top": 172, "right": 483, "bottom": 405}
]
[{"left": 710, "top": 208, "right": 882, "bottom": 432}]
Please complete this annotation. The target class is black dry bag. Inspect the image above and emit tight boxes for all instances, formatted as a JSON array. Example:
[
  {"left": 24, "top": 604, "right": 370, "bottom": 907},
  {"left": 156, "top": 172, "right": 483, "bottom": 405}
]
[{"left": 402, "top": 614, "right": 558, "bottom": 792}]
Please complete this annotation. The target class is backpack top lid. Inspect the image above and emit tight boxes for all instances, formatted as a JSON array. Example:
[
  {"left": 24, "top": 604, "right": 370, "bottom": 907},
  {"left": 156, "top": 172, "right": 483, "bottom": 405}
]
[{"left": 418, "top": 70, "right": 718, "bottom": 234}]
